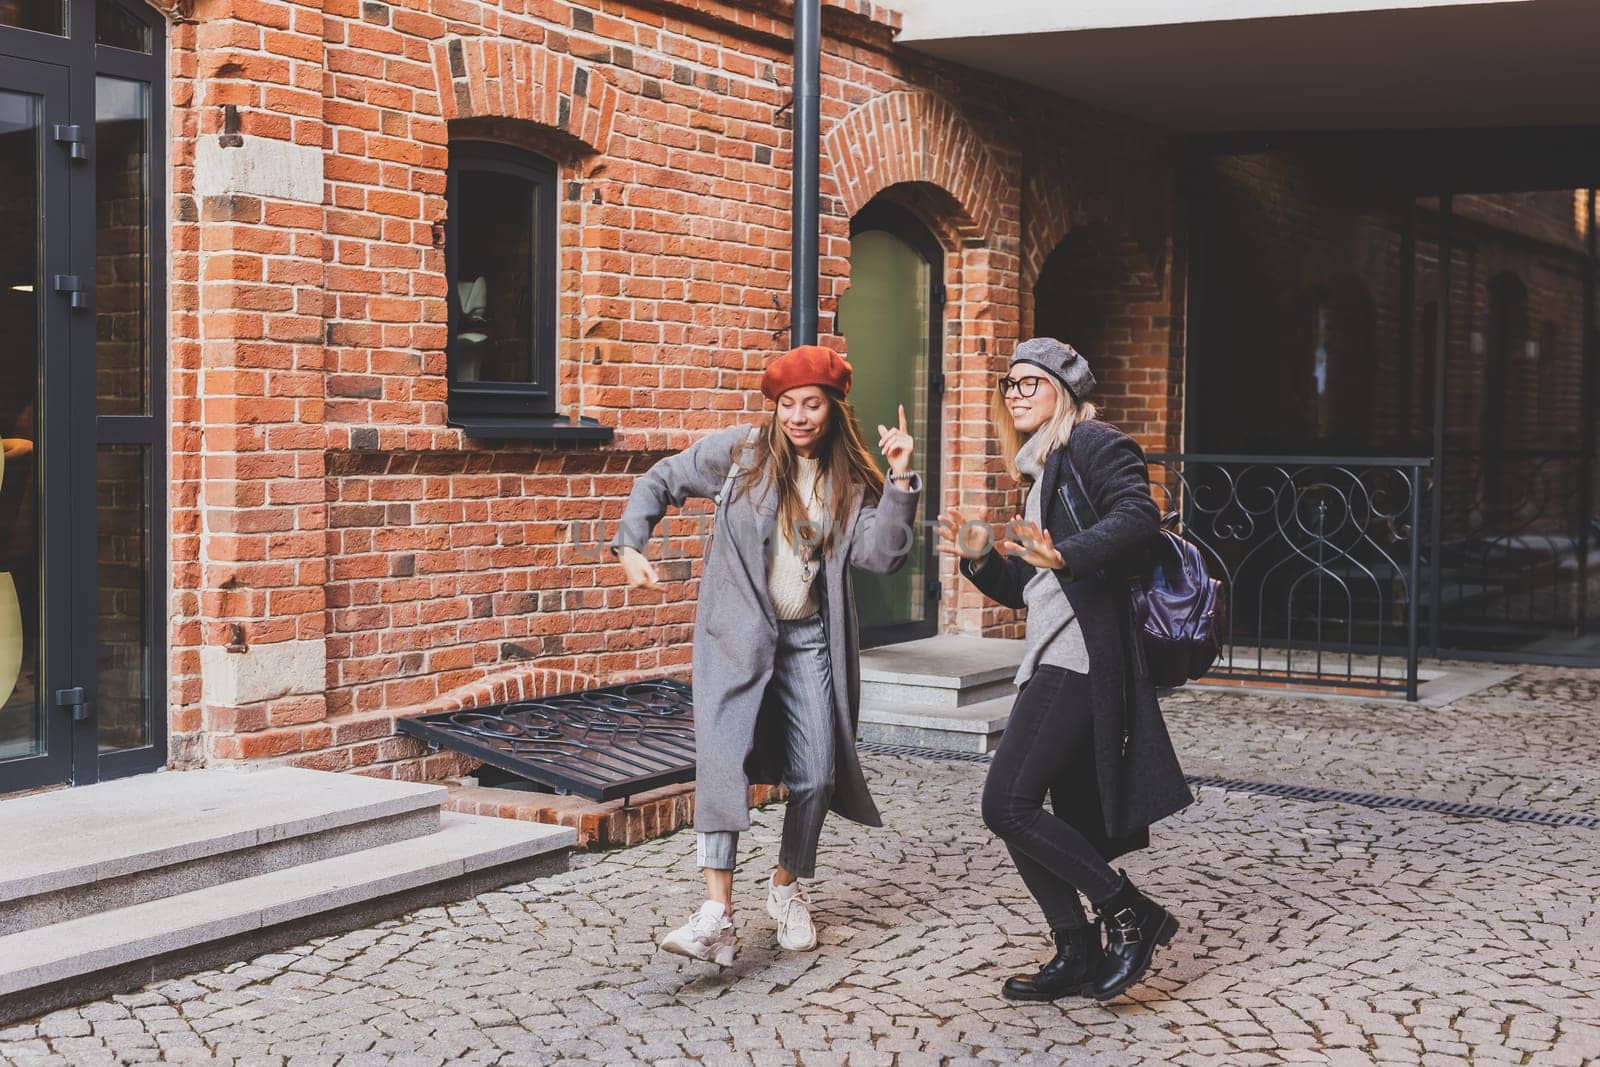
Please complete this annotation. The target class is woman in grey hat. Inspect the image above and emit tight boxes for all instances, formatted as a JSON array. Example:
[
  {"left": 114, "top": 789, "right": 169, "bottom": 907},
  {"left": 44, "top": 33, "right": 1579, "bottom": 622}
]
[{"left": 936, "top": 337, "right": 1192, "bottom": 1003}]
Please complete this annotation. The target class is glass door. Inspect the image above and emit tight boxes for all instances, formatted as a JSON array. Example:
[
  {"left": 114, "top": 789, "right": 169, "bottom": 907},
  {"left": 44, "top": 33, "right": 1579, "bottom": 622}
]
[
  {"left": 838, "top": 200, "right": 945, "bottom": 646},
  {"left": 1, "top": 0, "right": 166, "bottom": 793},
  {"left": 0, "top": 57, "right": 74, "bottom": 792}
]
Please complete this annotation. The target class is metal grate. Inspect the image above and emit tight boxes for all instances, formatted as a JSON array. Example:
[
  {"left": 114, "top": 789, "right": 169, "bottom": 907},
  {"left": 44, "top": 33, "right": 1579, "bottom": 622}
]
[
  {"left": 399, "top": 679, "right": 696, "bottom": 801},
  {"left": 856, "top": 743, "right": 1600, "bottom": 831},
  {"left": 1184, "top": 775, "right": 1600, "bottom": 831},
  {"left": 856, "top": 741, "right": 995, "bottom": 764}
]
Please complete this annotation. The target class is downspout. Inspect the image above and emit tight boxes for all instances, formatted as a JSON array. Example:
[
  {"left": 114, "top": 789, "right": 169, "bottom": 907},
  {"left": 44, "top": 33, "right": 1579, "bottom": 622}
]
[{"left": 791, "top": 0, "right": 820, "bottom": 347}]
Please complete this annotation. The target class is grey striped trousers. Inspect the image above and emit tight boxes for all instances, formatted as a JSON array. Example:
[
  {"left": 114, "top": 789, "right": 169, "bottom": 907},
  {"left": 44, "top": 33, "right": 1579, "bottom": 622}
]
[{"left": 697, "top": 612, "right": 836, "bottom": 880}]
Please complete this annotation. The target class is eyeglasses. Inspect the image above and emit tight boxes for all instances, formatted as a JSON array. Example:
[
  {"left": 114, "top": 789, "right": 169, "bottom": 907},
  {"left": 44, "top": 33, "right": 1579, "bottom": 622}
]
[{"left": 998, "top": 376, "right": 1044, "bottom": 398}]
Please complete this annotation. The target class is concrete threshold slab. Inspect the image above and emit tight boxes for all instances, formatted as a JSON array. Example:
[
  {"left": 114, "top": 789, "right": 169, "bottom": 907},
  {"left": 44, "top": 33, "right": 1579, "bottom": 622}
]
[
  {"left": 0, "top": 813, "right": 574, "bottom": 1000},
  {"left": 858, "top": 635, "right": 1026, "bottom": 688},
  {"left": 858, "top": 696, "right": 1013, "bottom": 754},
  {"left": 1187, "top": 656, "right": 1516, "bottom": 708},
  {"left": 0, "top": 769, "right": 445, "bottom": 902}
]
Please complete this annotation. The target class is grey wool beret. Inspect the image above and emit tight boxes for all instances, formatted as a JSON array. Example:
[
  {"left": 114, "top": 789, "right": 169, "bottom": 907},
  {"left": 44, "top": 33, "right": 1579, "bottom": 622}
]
[{"left": 1010, "top": 337, "right": 1097, "bottom": 401}]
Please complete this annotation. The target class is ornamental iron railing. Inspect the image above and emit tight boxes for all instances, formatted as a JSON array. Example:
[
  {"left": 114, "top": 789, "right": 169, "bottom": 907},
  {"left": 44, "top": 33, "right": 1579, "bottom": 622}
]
[{"left": 1146, "top": 454, "right": 1426, "bottom": 700}]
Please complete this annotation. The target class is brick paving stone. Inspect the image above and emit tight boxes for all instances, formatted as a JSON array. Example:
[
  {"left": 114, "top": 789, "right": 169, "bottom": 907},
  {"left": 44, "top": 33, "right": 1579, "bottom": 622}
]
[{"left": 3, "top": 671, "right": 1599, "bottom": 1064}]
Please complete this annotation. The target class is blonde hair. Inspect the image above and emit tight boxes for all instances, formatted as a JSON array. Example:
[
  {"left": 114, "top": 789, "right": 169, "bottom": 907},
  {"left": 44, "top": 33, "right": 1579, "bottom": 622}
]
[{"left": 992, "top": 372, "right": 1098, "bottom": 482}]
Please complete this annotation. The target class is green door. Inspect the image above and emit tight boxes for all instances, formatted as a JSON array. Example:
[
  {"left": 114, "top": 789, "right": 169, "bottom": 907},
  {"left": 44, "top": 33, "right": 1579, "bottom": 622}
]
[{"left": 837, "top": 201, "right": 944, "bottom": 646}]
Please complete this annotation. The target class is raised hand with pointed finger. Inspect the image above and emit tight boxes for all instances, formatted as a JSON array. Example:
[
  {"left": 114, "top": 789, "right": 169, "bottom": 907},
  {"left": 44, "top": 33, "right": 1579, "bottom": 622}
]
[{"left": 876, "top": 404, "right": 914, "bottom": 476}]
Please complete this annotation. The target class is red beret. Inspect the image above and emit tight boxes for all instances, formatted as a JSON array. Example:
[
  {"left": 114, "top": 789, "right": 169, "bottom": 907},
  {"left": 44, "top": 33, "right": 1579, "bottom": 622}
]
[{"left": 760, "top": 345, "right": 853, "bottom": 401}]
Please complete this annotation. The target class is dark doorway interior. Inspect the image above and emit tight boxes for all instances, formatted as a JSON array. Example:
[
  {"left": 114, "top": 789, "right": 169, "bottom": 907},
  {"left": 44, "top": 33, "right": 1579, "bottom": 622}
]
[{"left": 1189, "top": 138, "right": 1598, "bottom": 665}]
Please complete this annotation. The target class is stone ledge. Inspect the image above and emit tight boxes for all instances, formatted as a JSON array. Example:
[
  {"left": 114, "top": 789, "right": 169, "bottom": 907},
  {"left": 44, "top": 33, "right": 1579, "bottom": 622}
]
[{"left": 443, "top": 780, "right": 785, "bottom": 849}]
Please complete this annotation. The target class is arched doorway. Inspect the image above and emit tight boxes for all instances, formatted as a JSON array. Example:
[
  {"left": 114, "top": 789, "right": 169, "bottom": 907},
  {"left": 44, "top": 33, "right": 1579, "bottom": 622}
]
[
  {"left": 1306, "top": 274, "right": 1377, "bottom": 450},
  {"left": 836, "top": 200, "right": 944, "bottom": 646},
  {"left": 1031, "top": 225, "right": 1156, "bottom": 434},
  {"left": 1, "top": 0, "right": 167, "bottom": 791},
  {"left": 1032, "top": 225, "right": 1117, "bottom": 350}
]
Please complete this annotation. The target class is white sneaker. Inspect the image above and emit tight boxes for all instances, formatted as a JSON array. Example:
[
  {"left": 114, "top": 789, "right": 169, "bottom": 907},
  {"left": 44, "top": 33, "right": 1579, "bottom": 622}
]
[
  {"left": 766, "top": 876, "right": 818, "bottom": 951},
  {"left": 660, "top": 900, "right": 737, "bottom": 967}
]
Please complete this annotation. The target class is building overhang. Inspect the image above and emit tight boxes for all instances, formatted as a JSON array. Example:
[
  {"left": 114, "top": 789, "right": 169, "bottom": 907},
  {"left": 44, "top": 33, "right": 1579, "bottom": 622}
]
[{"left": 893, "top": 0, "right": 1600, "bottom": 134}]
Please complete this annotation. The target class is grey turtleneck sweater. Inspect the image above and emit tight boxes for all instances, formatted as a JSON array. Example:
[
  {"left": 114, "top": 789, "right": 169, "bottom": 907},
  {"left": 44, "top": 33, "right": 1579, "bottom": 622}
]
[{"left": 1013, "top": 432, "right": 1089, "bottom": 686}]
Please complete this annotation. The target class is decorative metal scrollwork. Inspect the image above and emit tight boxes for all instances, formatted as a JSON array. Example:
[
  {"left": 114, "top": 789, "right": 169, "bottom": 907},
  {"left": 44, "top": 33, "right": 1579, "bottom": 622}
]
[{"left": 1148, "top": 454, "right": 1426, "bottom": 698}]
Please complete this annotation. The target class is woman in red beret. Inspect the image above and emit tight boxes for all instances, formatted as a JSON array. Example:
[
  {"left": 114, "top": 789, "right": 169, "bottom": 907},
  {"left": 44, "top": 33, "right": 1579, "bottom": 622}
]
[{"left": 611, "top": 345, "right": 922, "bottom": 967}]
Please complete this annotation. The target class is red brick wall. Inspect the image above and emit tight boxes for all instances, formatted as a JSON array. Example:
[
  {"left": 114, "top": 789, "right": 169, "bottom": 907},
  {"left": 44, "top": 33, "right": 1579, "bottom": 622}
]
[{"left": 159, "top": 0, "right": 1187, "bottom": 774}]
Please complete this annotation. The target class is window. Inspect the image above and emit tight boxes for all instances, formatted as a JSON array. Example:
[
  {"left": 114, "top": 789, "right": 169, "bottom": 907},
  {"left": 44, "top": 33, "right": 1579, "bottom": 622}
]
[{"left": 445, "top": 142, "right": 558, "bottom": 420}]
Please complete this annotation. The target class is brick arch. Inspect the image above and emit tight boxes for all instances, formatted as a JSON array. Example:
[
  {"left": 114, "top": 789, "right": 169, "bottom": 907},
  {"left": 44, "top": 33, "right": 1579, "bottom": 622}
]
[
  {"left": 1022, "top": 169, "right": 1086, "bottom": 294},
  {"left": 431, "top": 37, "right": 618, "bottom": 155},
  {"left": 1021, "top": 146, "right": 1171, "bottom": 294},
  {"left": 410, "top": 665, "right": 600, "bottom": 716},
  {"left": 142, "top": 0, "right": 190, "bottom": 20},
  {"left": 823, "top": 91, "right": 1001, "bottom": 245}
]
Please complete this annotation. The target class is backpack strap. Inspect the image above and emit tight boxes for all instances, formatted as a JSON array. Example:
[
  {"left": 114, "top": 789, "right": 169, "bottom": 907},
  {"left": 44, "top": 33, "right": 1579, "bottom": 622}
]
[
  {"left": 714, "top": 425, "right": 760, "bottom": 509},
  {"left": 1061, "top": 448, "right": 1100, "bottom": 525},
  {"left": 713, "top": 425, "right": 761, "bottom": 543}
]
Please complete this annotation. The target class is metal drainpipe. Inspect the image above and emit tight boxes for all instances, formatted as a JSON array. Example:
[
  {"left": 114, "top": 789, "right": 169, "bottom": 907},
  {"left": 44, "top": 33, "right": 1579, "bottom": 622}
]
[{"left": 791, "top": 0, "right": 820, "bottom": 347}]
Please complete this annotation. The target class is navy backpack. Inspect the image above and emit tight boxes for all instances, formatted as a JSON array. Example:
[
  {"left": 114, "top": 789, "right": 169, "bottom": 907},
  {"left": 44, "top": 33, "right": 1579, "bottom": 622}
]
[
  {"left": 1063, "top": 459, "right": 1224, "bottom": 689},
  {"left": 1133, "top": 516, "right": 1225, "bottom": 688}
]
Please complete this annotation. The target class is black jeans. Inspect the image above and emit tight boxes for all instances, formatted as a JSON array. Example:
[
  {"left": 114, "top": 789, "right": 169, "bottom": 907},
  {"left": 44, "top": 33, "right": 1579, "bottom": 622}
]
[{"left": 982, "top": 665, "right": 1122, "bottom": 932}]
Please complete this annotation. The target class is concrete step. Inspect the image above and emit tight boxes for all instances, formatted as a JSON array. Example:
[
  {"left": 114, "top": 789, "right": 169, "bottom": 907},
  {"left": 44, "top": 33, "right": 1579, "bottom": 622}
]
[
  {"left": 0, "top": 813, "right": 575, "bottom": 1021},
  {"left": 0, "top": 769, "right": 445, "bottom": 936},
  {"left": 859, "top": 635, "right": 1025, "bottom": 710},
  {"left": 858, "top": 695, "right": 1013, "bottom": 754}
]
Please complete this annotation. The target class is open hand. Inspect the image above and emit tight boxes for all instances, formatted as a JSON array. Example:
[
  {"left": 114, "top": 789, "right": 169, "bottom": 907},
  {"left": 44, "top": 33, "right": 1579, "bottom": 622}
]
[
  {"left": 617, "top": 545, "right": 659, "bottom": 589},
  {"left": 877, "top": 404, "right": 914, "bottom": 475},
  {"left": 936, "top": 507, "right": 994, "bottom": 561},
  {"left": 999, "top": 517, "right": 1066, "bottom": 571}
]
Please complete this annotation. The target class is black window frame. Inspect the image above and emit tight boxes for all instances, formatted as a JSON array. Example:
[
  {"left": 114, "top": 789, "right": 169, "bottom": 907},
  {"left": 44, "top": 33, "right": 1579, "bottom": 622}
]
[{"left": 444, "top": 140, "right": 559, "bottom": 420}]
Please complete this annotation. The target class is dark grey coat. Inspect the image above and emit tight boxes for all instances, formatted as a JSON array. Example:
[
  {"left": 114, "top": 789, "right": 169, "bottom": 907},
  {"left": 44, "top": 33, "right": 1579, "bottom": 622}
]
[
  {"left": 960, "top": 419, "right": 1193, "bottom": 858},
  {"left": 611, "top": 423, "right": 923, "bottom": 833}
]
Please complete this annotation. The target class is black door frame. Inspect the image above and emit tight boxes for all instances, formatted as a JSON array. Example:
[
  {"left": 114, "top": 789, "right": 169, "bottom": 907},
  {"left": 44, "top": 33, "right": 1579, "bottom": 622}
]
[
  {"left": 1, "top": 0, "right": 168, "bottom": 792},
  {"left": 0, "top": 55, "right": 76, "bottom": 793},
  {"left": 846, "top": 200, "right": 946, "bottom": 648}
]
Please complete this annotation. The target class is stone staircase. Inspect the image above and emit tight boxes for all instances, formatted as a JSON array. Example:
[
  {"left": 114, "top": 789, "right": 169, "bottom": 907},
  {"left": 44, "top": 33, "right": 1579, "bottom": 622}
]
[
  {"left": 857, "top": 635, "right": 1026, "bottom": 753},
  {"left": 0, "top": 767, "right": 574, "bottom": 1025}
]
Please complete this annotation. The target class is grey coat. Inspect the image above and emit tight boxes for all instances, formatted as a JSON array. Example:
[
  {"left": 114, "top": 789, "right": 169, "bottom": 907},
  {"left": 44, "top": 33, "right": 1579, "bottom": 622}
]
[
  {"left": 611, "top": 423, "right": 923, "bottom": 833},
  {"left": 960, "top": 420, "right": 1193, "bottom": 858}
]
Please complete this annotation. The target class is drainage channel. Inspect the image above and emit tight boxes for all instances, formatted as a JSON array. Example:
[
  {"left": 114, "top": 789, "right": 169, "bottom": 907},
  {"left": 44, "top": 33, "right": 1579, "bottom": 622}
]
[{"left": 855, "top": 742, "right": 1600, "bottom": 831}]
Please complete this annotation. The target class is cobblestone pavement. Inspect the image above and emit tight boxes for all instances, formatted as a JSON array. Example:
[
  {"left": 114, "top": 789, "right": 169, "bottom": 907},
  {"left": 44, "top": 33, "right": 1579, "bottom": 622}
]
[
  {"left": 1164, "top": 663, "right": 1600, "bottom": 813},
  {"left": 3, "top": 667, "right": 1599, "bottom": 1066}
]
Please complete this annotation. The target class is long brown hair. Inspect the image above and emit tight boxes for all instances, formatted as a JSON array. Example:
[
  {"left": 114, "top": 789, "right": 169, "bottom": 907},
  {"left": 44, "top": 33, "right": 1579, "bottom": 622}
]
[
  {"left": 991, "top": 373, "right": 1098, "bottom": 482},
  {"left": 737, "top": 389, "right": 886, "bottom": 557}
]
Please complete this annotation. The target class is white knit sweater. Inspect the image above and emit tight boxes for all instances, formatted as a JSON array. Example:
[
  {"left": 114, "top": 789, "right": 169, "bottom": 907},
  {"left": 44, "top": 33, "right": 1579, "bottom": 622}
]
[{"left": 767, "top": 456, "right": 827, "bottom": 620}]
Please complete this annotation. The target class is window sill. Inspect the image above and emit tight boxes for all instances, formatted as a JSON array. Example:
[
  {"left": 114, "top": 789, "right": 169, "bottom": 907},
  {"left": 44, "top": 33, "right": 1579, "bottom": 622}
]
[{"left": 449, "top": 414, "right": 616, "bottom": 444}]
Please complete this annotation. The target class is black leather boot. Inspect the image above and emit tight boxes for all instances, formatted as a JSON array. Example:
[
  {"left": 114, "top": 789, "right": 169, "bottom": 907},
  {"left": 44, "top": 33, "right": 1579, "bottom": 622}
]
[
  {"left": 1090, "top": 871, "right": 1178, "bottom": 1001},
  {"left": 1001, "top": 924, "right": 1104, "bottom": 1002}
]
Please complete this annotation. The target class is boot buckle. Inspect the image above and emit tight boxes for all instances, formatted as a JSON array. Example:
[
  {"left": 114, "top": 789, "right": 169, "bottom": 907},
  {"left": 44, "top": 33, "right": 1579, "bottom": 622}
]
[{"left": 1109, "top": 908, "right": 1141, "bottom": 944}]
